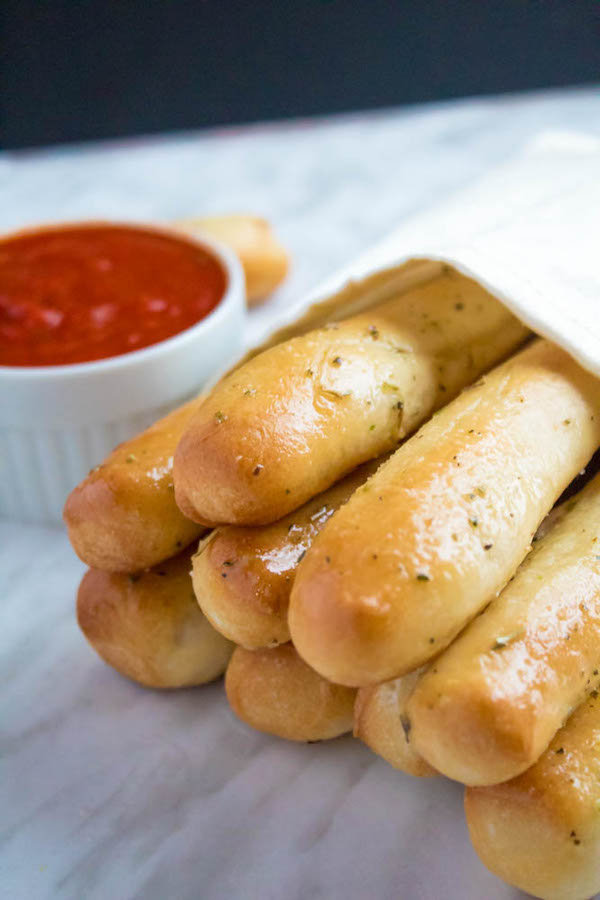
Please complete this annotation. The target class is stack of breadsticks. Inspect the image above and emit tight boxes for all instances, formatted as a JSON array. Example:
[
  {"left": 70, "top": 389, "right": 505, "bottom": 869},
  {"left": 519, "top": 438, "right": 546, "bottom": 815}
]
[{"left": 65, "top": 263, "right": 600, "bottom": 900}]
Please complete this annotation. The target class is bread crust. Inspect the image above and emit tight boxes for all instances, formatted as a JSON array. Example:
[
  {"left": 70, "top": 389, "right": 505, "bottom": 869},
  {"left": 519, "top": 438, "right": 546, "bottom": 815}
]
[
  {"left": 354, "top": 672, "right": 436, "bottom": 777},
  {"left": 408, "top": 472, "right": 600, "bottom": 785},
  {"left": 174, "top": 270, "right": 529, "bottom": 526},
  {"left": 465, "top": 692, "right": 600, "bottom": 900},
  {"left": 289, "top": 340, "right": 600, "bottom": 686},
  {"left": 191, "top": 457, "right": 386, "bottom": 649},
  {"left": 225, "top": 643, "right": 356, "bottom": 741},
  {"left": 175, "top": 215, "right": 289, "bottom": 305},
  {"left": 64, "top": 398, "right": 206, "bottom": 572},
  {"left": 77, "top": 546, "right": 232, "bottom": 688}
]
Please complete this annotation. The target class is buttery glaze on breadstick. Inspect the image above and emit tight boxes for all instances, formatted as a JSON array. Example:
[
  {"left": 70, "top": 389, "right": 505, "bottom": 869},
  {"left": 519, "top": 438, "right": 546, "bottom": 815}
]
[
  {"left": 408, "top": 473, "right": 600, "bottom": 786},
  {"left": 225, "top": 643, "right": 356, "bottom": 742},
  {"left": 354, "top": 672, "right": 436, "bottom": 777},
  {"left": 175, "top": 215, "right": 289, "bottom": 305},
  {"left": 174, "top": 270, "right": 529, "bottom": 526},
  {"left": 77, "top": 546, "right": 233, "bottom": 689},
  {"left": 466, "top": 692, "right": 600, "bottom": 900},
  {"left": 192, "top": 457, "right": 387, "bottom": 649},
  {"left": 354, "top": 498, "right": 577, "bottom": 780},
  {"left": 64, "top": 398, "right": 207, "bottom": 572},
  {"left": 289, "top": 340, "right": 600, "bottom": 687}
]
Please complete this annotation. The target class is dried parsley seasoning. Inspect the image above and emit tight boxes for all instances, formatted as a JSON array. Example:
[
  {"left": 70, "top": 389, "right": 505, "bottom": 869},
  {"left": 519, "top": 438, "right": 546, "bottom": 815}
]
[
  {"left": 367, "top": 325, "right": 379, "bottom": 339},
  {"left": 222, "top": 559, "right": 236, "bottom": 567},
  {"left": 400, "top": 714, "right": 412, "bottom": 741},
  {"left": 214, "top": 411, "right": 227, "bottom": 423},
  {"left": 125, "top": 454, "right": 137, "bottom": 463},
  {"left": 416, "top": 573, "right": 430, "bottom": 582},
  {"left": 331, "top": 357, "right": 343, "bottom": 367}
]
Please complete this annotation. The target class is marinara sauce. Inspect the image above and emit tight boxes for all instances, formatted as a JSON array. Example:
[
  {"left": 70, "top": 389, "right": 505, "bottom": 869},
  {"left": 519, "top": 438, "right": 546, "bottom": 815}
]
[{"left": 0, "top": 224, "right": 227, "bottom": 367}]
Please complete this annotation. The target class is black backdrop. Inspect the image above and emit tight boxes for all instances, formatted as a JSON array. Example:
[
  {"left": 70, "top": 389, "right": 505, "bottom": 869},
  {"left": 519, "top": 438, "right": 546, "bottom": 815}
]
[{"left": 2, "top": 0, "right": 599, "bottom": 150}]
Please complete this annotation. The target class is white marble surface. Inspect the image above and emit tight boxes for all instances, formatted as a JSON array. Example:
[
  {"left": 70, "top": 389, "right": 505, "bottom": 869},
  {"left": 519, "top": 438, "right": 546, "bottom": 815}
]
[{"left": 3, "top": 86, "right": 600, "bottom": 900}]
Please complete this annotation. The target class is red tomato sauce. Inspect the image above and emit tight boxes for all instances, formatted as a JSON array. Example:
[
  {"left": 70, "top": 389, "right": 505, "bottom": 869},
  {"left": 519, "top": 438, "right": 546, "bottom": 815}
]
[{"left": 0, "top": 224, "right": 227, "bottom": 366}]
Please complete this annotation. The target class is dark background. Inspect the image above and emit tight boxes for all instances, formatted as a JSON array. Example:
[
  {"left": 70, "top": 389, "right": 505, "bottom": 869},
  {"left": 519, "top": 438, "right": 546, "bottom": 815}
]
[{"left": 1, "top": 0, "right": 599, "bottom": 150}]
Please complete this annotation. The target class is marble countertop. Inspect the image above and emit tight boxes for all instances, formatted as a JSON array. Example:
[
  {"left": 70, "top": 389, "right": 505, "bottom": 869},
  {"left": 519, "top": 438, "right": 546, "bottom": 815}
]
[{"left": 3, "top": 86, "right": 600, "bottom": 900}]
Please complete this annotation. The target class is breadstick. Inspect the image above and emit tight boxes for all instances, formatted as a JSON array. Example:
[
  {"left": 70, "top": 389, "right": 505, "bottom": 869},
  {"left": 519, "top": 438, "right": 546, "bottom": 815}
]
[
  {"left": 465, "top": 691, "right": 600, "bottom": 900},
  {"left": 289, "top": 339, "right": 600, "bottom": 686},
  {"left": 175, "top": 215, "right": 289, "bottom": 305},
  {"left": 174, "top": 269, "right": 529, "bottom": 526},
  {"left": 64, "top": 397, "right": 207, "bottom": 572},
  {"left": 354, "top": 496, "right": 578, "bottom": 780},
  {"left": 408, "top": 473, "right": 600, "bottom": 785},
  {"left": 192, "top": 457, "right": 386, "bottom": 649},
  {"left": 225, "top": 643, "right": 356, "bottom": 742},
  {"left": 77, "top": 545, "right": 233, "bottom": 688},
  {"left": 354, "top": 672, "right": 436, "bottom": 777}
]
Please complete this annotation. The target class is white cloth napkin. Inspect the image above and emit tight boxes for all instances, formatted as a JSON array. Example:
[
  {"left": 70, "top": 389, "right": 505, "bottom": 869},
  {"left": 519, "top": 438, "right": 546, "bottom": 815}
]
[{"left": 263, "top": 131, "right": 600, "bottom": 377}]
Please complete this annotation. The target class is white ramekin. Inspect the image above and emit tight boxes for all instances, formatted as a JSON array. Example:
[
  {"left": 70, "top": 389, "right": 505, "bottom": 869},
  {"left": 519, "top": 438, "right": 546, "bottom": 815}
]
[{"left": 0, "top": 222, "right": 245, "bottom": 525}]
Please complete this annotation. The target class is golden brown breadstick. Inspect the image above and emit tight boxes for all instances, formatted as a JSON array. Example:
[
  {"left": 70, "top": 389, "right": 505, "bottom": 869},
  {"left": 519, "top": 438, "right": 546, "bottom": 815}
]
[
  {"left": 174, "top": 269, "right": 529, "bottom": 526},
  {"left": 289, "top": 339, "right": 600, "bottom": 686},
  {"left": 174, "top": 215, "right": 289, "bottom": 305},
  {"left": 354, "top": 672, "right": 436, "bottom": 777},
  {"left": 225, "top": 643, "right": 356, "bottom": 741},
  {"left": 64, "top": 397, "right": 207, "bottom": 572},
  {"left": 465, "top": 691, "right": 600, "bottom": 900},
  {"left": 354, "top": 496, "right": 577, "bottom": 780},
  {"left": 192, "top": 457, "right": 387, "bottom": 649},
  {"left": 408, "top": 472, "right": 600, "bottom": 785},
  {"left": 77, "top": 546, "right": 233, "bottom": 688}
]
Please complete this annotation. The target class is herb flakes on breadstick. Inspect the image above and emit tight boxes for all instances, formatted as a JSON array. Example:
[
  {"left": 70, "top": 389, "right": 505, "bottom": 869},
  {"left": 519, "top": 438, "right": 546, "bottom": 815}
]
[
  {"left": 289, "top": 339, "right": 600, "bottom": 687},
  {"left": 354, "top": 671, "right": 437, "bottom": 777},
  {"left": 174, "top": 269, "right": 529, "bottom": 526},
  {"left": 408, "top": 471, "right": 600, "bottom": 786},
  {"left": 465, "top": 691, "right": 600, "bottom": 900},
  {"left": 191, "top": 456, "right": 388, "bottom": 649}
]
